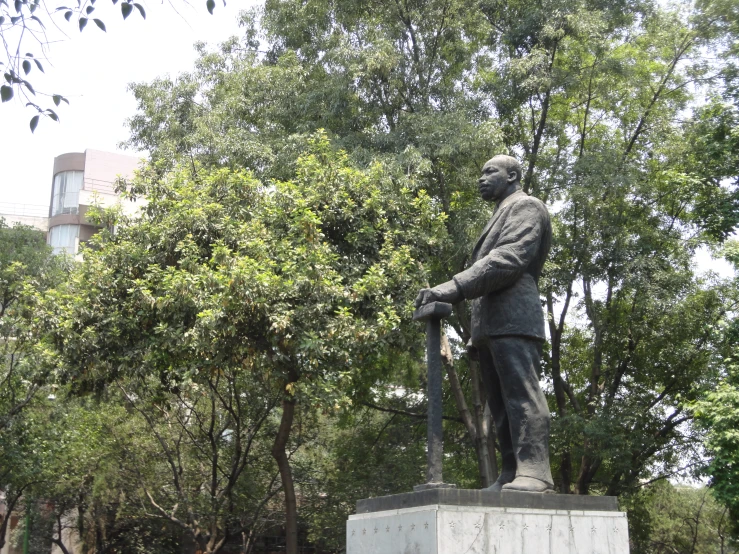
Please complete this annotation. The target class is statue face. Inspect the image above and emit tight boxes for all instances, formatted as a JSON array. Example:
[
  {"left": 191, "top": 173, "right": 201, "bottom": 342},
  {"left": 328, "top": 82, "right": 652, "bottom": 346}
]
[{"left": 478, "top": 159, "right": 514, "bottom": 202}]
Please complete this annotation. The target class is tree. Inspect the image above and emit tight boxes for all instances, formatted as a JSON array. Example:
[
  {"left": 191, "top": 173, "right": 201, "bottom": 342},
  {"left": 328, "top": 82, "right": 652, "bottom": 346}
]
[
  {"left": 624, "top": 481, "right": 737, "bottom": 554},
  {"left": 0, "top": 219, "right": 67, "bottom": 551},
  {"left": 45, "top": 134, "right": 447, "bottom": 553},
  {"left": 692, "top": 240, "right": 739, "bottom": 540},
  {"left": 123, "top": 0, "right": 739, "bottom": 501}
]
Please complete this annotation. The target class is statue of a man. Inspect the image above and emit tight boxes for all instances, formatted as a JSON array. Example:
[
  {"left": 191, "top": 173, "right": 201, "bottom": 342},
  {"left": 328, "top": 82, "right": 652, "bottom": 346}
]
[{"left": 415, "top": 155, "right": 554, "bottom": 493}]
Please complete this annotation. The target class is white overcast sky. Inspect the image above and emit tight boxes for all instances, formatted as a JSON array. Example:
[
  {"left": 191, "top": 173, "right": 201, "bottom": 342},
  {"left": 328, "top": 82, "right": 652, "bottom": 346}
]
[
  {"left": 0, "top": 0, "right": 733, "bottom": 277},
  {"left": 0, "top": 0, "right": 252, "bottom": 207}
]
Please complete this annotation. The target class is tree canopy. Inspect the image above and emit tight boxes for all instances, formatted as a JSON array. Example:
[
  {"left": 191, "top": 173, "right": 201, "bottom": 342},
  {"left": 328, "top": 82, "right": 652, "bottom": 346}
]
[{"left": 3, "top": 0, "right": 739, "bottom": 551}]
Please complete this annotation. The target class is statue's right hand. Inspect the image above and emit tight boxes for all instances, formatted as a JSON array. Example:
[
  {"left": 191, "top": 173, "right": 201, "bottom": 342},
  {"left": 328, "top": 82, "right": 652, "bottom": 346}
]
[{"left": 415, "top": 288, "right": 437, "bottom": 308}]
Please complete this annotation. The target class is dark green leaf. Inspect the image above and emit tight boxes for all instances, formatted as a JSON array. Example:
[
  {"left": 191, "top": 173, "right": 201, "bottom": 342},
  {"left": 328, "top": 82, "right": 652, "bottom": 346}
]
[
  {"left": 0, "top": 85, "right": 12, "bottom": 102},
  {"left": 64, "top": 10, "right": 72, "bottom": 21},
  {"left": 53, "top": 94, "right": 61, "bottom": 106},
  {"left": 85, "top": 5, "right": 94, "bottom": 14},
  {"left": 30, "top": 15, "right": 44, "bottom": 27},
  {"left": 0, "top": 16, "right": 5, "bottom": 24},
  {"left": 22, "top": 60, "right": 30, "bottom": 75},
  {"left": 79, "top": 16, "right": 87, "bottom": 30},
  {"left": 30, "top": 115, "right": 39, "bottom": 132},
  {"left": 121, "top": 2, "right": 132, "bottom": 19},
  {"left": 46, "top": 109, "right": 59, "bottom": 122},
  {"left": 33, "top": 59, "right": 43, "bottom": 73},
  {"left": 22, "top": 80, "right": 34, "bottom": 95},
  {"left": 206, "top": 0, "right": 215, "bottom": 14},
  {"left": 133, "top": 3, "right": 144, "bottom": 18},
  {"left": 10, "top": 15, "right": 21, "bottom": 24},
  {"left": 14, "top": 0, "right": 20, "bottom": 13},
  {"left": 93, "top": 18, "right": 105, "bottom": 31}
]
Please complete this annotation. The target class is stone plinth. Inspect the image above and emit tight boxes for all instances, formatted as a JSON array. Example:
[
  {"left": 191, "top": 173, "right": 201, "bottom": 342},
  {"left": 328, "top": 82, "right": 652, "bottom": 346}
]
[{"left": 347, "top": 489, "right": 629, "bottom": 554}]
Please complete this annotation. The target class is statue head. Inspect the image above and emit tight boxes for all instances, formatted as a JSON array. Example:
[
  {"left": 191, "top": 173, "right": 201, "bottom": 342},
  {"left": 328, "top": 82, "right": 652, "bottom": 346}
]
[{"left": 478, "top": 155, "right": 522, "bottom": 202}]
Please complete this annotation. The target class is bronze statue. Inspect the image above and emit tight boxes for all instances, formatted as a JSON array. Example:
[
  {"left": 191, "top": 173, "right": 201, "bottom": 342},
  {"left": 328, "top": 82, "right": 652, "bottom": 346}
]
[{"left": 415, "top": 155, "right": 554, "bottom": 493}]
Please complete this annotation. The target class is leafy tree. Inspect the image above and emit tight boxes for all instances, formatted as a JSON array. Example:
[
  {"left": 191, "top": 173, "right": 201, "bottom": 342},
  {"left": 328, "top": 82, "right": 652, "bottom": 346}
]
[
  {"left": 692, "top": 241, "right": 739, "bottom": 539},
  {"left": 123, "top": 0, "right": 739, "bottom": 502},
  {"left": 0, "top": 219, "right": 68, "bottom": 551},
  {"left": 624, "top": 481, "right": 737, "bottom": 554},
  {"left": 45, "top": 134, "right": 446, "bottom": 553}
]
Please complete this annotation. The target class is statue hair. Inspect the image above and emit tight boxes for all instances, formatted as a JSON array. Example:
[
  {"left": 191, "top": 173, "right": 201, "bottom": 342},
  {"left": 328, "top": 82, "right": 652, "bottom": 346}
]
[{"left": 489, "top": 155, "right": 523, "bottom": 183}]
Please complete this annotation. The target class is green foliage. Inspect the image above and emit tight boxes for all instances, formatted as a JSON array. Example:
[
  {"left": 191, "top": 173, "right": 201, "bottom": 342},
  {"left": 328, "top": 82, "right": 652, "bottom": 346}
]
[
  {"left": 39, "top": 133, "right": 447, "bottom": 552},
  {"left": 296, "top": 408, "right": 426, "bottom": 551},
  {"left": 49, "top": 133, "right": 445, "bottom": 399},
  {"left": 5, "top": 0, "right": 739, "bottom": 549},
  {"left": 623, "top": 481, "right": 736, "bottom": 554},
  {"left": 122, "top": 0, "right": 739, "bottom": 504},
  {"left": 0, "top": 219, "right": 69, "bottom": 550},
  {"left": 693, "top": 360, "right": 739, "bottom": 532}
]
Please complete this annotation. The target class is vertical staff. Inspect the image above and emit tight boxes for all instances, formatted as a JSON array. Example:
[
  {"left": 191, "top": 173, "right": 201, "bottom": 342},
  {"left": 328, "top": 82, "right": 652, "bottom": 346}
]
[{"left": 413, "top": 301, "right": 454, "bottom": 489}]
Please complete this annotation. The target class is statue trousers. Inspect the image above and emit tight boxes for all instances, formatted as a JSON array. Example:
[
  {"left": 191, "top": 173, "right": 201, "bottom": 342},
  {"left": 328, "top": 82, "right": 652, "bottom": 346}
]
[{"left": 478, "top": 336, "right": 554, "bottom": 486}]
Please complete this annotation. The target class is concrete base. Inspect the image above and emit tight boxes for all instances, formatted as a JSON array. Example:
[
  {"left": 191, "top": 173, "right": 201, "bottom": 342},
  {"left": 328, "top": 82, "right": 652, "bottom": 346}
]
[{"left": 347, "top": 490, "right": 629, "bottom": 553}]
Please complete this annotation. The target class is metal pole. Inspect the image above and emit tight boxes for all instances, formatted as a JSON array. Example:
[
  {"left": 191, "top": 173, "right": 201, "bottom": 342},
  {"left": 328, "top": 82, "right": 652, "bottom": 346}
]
[
  {"left": 413, "top": 301, "right": 456, "bottom": 491},
  {"left": 426, "top": 317, "right": 443, "bottom": 484}
]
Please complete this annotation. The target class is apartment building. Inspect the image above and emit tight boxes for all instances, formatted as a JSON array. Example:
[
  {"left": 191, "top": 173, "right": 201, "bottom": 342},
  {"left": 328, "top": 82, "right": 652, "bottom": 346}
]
[
  {"left": 46, "top": 149, "right": 142, "bottom": 256},
  {"left": 1, "top": 149, "right": 142, "bottom": 256}
]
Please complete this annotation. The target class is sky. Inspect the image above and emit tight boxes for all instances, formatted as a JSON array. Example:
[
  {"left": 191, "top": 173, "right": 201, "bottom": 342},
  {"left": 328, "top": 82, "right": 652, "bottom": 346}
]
[
  {"left": 0, "top": 1, "right": 734, "bottom": 278},
  {"left": 0, "top": 0, "right": 253, "bottom": 208}
]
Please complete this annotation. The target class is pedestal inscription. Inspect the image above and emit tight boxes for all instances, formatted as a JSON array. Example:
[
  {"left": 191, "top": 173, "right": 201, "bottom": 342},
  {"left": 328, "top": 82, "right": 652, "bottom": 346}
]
[
  {"left": 347, "top": 504, "right": 629, "bottom": 554},
  {"left": 348, "top": 490, "right": 629, "bottom": 553}
]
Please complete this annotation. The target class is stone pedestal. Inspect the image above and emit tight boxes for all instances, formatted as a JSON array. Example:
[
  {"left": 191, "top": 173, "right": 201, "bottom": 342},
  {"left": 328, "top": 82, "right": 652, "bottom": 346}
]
[{"left": 347, "top": 489, "right": 629, "bottom": 554}]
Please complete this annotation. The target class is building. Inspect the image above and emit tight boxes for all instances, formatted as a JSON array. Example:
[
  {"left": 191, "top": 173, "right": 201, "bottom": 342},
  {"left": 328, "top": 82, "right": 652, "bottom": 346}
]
[
  {"left": 46, "top": 149, "right": 142, "bottom": 256},
  {"left": 0, "top": 149, "right": 142, "bottom": 256}
]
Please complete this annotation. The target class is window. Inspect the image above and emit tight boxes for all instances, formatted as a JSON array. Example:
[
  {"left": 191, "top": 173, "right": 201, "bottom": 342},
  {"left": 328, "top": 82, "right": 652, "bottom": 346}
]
[
  {"left": 48, "top": 224, "right": 79, "bottom": 255},
  {"left": 51, "top": 170, "right": 83, "bottom": 216}
]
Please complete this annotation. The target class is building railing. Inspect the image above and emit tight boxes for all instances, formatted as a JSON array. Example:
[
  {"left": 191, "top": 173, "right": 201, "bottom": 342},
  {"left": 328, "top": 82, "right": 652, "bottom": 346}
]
[
  {"left": 0, "top": 202, "right": 49, "bottom": 218},
  {"left": 83, "top": 177, "right": 118, "bottom": 195}
]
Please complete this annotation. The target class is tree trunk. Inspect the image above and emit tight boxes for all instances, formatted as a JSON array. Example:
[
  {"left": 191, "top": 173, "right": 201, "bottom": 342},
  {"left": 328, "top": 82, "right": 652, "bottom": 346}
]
[
  {"left": 546, "top": 289, "right": 576, "bottom": 493},
  {"left": 442, "top": 331, "right": 497, "bottom": 488},
  {"left": 575, "top": 454, "right": 601, "bottom": 495},
  {"left": 272, "top": 388, "right": 298, "bottom": 554},
  {"left": 0, "top": 489, "right": 24, "bottom": 551},
  {"left": 470, "top": 360, "right": 497, "bottom": 485},
  {"left": 51, "top": 514, "right": 73, "bottom": 554}
]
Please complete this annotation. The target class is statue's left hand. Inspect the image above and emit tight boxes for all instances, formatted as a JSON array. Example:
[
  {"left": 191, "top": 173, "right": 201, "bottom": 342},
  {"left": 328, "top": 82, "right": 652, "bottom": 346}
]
[{"left": 414, "top": 280, "right": 463, "bottom": 308}]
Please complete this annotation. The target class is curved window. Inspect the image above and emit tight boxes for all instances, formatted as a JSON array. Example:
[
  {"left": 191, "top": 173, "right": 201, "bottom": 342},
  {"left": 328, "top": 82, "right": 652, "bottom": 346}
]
[
  {"left": 48, "top": 224, "right": 79, "bottom": 255},
  {"left": 51, "top": 170, "right": 83, "bottom": 216}
]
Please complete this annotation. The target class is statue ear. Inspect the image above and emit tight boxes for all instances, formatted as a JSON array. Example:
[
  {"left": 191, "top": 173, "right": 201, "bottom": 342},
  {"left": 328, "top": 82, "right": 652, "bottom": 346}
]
[{"left": 507, "top": 170, "right": 518, "bottom": 184}]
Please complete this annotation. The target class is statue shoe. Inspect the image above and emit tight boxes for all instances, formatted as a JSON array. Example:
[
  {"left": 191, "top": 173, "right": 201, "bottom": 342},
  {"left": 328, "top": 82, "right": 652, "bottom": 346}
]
[
  {"left": 484, "top": 472, "right": 515, "bottom": 493},
  {"left": 501, "top": 476, "right": 555, "bottom": 493}
]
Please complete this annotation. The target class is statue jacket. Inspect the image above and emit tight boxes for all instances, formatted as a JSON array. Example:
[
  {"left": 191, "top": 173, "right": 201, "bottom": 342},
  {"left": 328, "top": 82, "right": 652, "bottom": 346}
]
[{"left": 453, "top": 190, "right": 551, "bottom": 344}]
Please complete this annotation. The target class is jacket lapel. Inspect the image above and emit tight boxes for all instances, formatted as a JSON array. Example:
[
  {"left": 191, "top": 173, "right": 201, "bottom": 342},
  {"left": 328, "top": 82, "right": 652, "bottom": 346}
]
[{"left": 470, "top": 190, "right": 525, "bottom": 262}]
